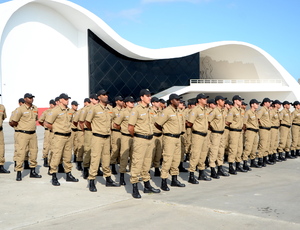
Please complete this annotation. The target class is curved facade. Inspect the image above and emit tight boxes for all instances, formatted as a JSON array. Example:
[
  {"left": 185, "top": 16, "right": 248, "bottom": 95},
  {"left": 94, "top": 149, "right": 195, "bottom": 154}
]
[{"left": 1, "top": 0, "right": 299, "bottom": 114}]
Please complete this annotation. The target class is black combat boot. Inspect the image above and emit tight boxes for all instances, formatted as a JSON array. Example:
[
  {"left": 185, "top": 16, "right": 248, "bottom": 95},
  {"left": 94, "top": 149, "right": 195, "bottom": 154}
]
[
  {"left": 278, "top": 152, "right": 286, "bottom": 161},
  {"left": 111, "top": 164, "right": 118, "bottom": 175},
  {"left": 250, "top": 159, "right": 262, "bottom": 168},
  {"left": 120, "top": 173, "right": 126, "bottom": 185},
  {"left": 16, "top": 171, "right": 22, "bottom": 181},
  {"left": 236, "top": 162, "right": 247, "bottom": 172},
  {"left": 24, "top": 160, "right": 30, "bottom": 170},
  {"left": 52, "top": 173, "right": 60, "bottom": 186},
  {"left": 262, "top": 157, "right": 267, "bottom": 167},
  {"left": 291, "top": 150, "right": 297, "bottom": 158},
  {"left": 210, "top": 167, "right": 220, "bottom": 179},
  {"left": 285, "top": 151, "right": 294, "bottom": 159},
  {"left": 76, "top": 161, "right": 83, "bottom": 171},
  {"left": 106, "top": 176, "right": 119, "bottom": 187},
  {"left": 171, "top": 175, "right": 185, "bottom": 187},
  {"left": 273, "top": 153, "right": 281, "bottom": 162},
  {"left": 132, "top": 183, "right": 141, "bottom": 199},
  {"left": 83, "top": 167, "right": 89, "bottom": 179},
  {"left": 73, "top": 155, "right": 77, "bottom": 163},
  {"left": 243, "top": 160, "right": 252, "bottom": 171},
  {"left": 144, "top": 181, "right": 161, "bottom": 193},
  {"left": 269, "top": 154, "right": 276, "bottom": 164},
  {"left": 0, "top": 165, "right": 10, "bottom": 174},
  {"left": 58, "top": 163, "right": 64, "bottom": 173},
  {"left": 43, "top": 157, "right": 49, "bottom": 167},
  {"left": 184, "top": 153, "right": 190, "bottom": 162},
  {"left": 154, "top": 167, "right": 161, "bottom": 177},
  {"left": 296, "top": 150, "right": 300, "bottom": 156},
  {"left": 257, "top": 158, "right": 263, "bottom": 166},
  {"left": 161, "top": 179, "right": 170, "bottom": 191},
  {"left": 264, "top": 156, "right": 274, "bottom": 165},
  {"left": 30, "top": 168, "right": 42, "bottom": 178},
  {"left": 188, "top": 172, "right": 199, "bottom": 184},
  {"left": 198, "top": 170, "right": 212, "bottom": 181},
  {"left": 66, "top": 172, "right": 79, "bottom": 182},
  {"left": 228, "top": 163, "right": 237, "bottom": 175},
  {"left": 217, "top": 166, "right": 229, "bottom": 177},
  {"left": 89, "top": 179, "right": 97, "bottom": 192},
  {"left": 178, "top": 162, "right": 188, "bottom": 172}
]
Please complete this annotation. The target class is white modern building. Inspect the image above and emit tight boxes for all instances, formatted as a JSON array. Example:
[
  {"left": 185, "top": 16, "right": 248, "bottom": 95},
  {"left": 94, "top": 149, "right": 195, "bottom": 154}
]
[{"left": 1, "top": 0, "right": 299, "bottom": 115}]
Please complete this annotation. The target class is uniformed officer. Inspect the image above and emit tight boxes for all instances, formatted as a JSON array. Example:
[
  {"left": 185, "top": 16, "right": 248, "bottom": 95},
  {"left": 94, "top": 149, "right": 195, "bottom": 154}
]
[
  {"left": 185, "top": 93, "right": 210, "bottom": 183},
  {"left": 278, "top": 101, "right": 293, "bottom": 159},
  {"left": 38, "top": 99, "right": 56, "bottom": 167},
  {"left": 0, "top": 96, "right": 9, "bottom": 174},
  {"left": 242, "top": 99, "right": 261, "bottom": 169},
  {"left": 223, "top": 100, "right": 233, "bottom": 162},
  {"left": 155, "top": 93, "right": 186, "bottom": 190},
  {"left": 159, "top": 98, "right": 166, "bottom": 110},
  {"left": 110, "top": 95, "right": 124, "bottom": 175},
  {"left": 70, "top": 101, "right": 79, "bottom": 166},
  {"left": 149, "top": 96, "right": 163, "bottom": 177},
  {"left": 129, "top": 89, "right": 160, "bottom": 199},
  {"left": 10, "top": 93, "right": 42, "bottom": 181},
  {"left": 291, "top": 101, "right": 300, "bottom": 157},
  {"left": 184, "top": 99, "right": 196, "bottom": 162},
  {"left": 269, "top": 100, "right": 282, "bottom": 162},
  {"left": 208, "top": 95, "right": 229, "bottom": 178},
  {"left": 226, "top": 95, "right": 246, "bottom": 174},
  {"left": 178, "top": 99, "right": 188, "bottom": 172},
  {"left": 45, "top": 93, "right": 79, "bottom": 186},
  {"left": 85, "top": 89, "right": 118, "bottom": 192},
  {"left": 114, "top": 96, "right": 135, "bottom": 185}
]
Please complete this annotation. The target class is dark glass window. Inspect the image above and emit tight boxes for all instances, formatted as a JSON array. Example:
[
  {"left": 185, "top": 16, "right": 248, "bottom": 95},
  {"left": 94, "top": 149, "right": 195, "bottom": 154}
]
[{"left": 88, "top": 29, "right": 199, "bottom": 101}]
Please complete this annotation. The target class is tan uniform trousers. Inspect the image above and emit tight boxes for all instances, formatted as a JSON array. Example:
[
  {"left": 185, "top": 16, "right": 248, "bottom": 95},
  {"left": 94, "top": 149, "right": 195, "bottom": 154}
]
[
  {"left": 83, "top": 130, "right": 92, "bottom": 168},
  {"left": 88, "top": 135, "right": 111, "bottom": 180},
  {"left": 130, "top": 137, "right": 153, "bottom": 184},
  {"left": 49, "top": 135, "right": 72, "bottom": 174},
  {"left": 110, "top": 131, "right": 121, "bottom": 164},
  {"left": 42, "top": 129, "right": 50, "bottom": 159},
  {"left": 161, "top": 136, "right": 181, "bottom": 179},
  {"left": 291, "top": 125, "right": 300, "bottom": 151},
  {"left": 269, "top": 128, "right": 279, "bottom": 154},
  {"left": 0, "top": 130, "right": 5, "bottom": 165},
  {"left": 76, "top": 131, "right": 84, "bottom": 161},
  {"left": 257, "top": 129, "right": 270, "bottom": 158},
  {"left": 188, "top": 133, "right": 207, "bottom": 172},
  {"left": 278, "top": 126, "right": 291, "bottom": 153},
  {"left": 209, "top": 132, "right": 224, "bottom": 167},
  {"left": 242, "top": 130, "right": 258, "bottom": 161},
  {"left": 71, "top": 130, "right": 78, "bottom": 156},
  {"left": 119, "top": 134, "right": 133, "bottom": 173},
  {"left": 185, "top": 128, "right": 192, "bottom": 153},
  {"left": 228, "top": 131, "right": 243, "bottom": 163},
  {"left": 13, "top": 132, "right": 29, "bottom": 162},
  {"left": 47, "top": 132, "right": 54, "bottom": 165},
  {"left": 180, "top": 134, "right": 185, "bottom": 162},
  {"left": 15, "top": 132, "right": 38, "bottom": 171},
  {"left": 152, "top": 135, "right": 162, "bottom": 168}
]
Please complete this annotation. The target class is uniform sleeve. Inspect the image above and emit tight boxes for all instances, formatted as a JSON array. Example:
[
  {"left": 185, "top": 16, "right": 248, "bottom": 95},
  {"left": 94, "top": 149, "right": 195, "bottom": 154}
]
[
  {"left": 207, "top": 110, "right": 215, "bottom": 122},
  {"left": 128, "top": 107, "right": 139, "bottom": 126},
  {"left": 243, "top": 111, "right": 249, "bottom": 124},
  {"left": 73, "top": 110, "right": 80, "bottom": 122},
  {"left": 114, "top": 111, "right": 124, "bottom": 125},
  {"left": 256, "top": 108, "right": 263, "bottom": 119},
  {"left": 155, "top": 110, "right": 169, "bottom": 126},
  {"left": 38, "top": 110, "right": 47, "bottom": 122},
  {"left": 226, "top": 108, "right": 233, "bottom": 123},
  {"left": 11, "top": 107, "right": 22, "bottom": 122},
  {"left": 279, "top": 111, "right": 283, "bottom": 121},
  {"left": 85, "top": 107, "right": 95, "bottom": 123},
  {"left": 79, "top": 107, "right": 87, "bottom": 122},
  {"left": 45, "top": 108, "right": 58, "bottom": 124},
  {"left": 187, "top": 108, "right": 197, "bottom": 124}
]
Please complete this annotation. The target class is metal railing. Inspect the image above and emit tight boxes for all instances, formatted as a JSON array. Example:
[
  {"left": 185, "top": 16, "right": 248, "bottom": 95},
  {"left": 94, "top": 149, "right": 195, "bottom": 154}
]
[{"left": 190, "top": 79, "right": 284, "bottom": 85}]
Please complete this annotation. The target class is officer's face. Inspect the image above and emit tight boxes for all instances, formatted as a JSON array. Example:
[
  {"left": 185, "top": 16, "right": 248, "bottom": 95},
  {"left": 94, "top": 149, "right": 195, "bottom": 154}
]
[
  {"left": 24, "top": 97, "right": 34, "bottom": 104},
  {"left": 296, "top": 104, "right": 300, "bottom": 110},
  {"left": 152, "top": 101, "right": 160, "bottom": 109},
  {"left": 126, "top": 101, "right": 134, "bottom": 109},
  {"left": 60, "top": 98, "right": 69, "bottom": 106},
  {"left": 285, "top": 104, "right": 290, "bottom": 109},
  {"left": 252, "top": 103, "right": 259, "bottom": 110},
  {"left": 72, "top": 105, "right": 78, "bottom": 110},
  {"left": 199, "top": 98, "right": 207, "bottom": 106},
  {"left": 217, "top": 99, "right": 225, "bottom": 107},
  {"left": 141, "top": 94, "right": 151, "bottom": 105},
  {"left": 116, "top": 100, "right": 124, "bottom": 107},
  {"left": 99, "top": 94, "right": 108, "bottom": 103},
  {"left": 276, "top": 104, "right": 281, "bottom": 109},
  {"left": 264, "top": 102, "right": 271, "bottom": 108},
  {"left": 50, "top": 104, "right": 55, "bottom": 108},
  {"left": 234, "top": 100, "right": 242, "bottom": 107},
  {"left": 171, "top": 99, "right": 180, "bottom": 108}
]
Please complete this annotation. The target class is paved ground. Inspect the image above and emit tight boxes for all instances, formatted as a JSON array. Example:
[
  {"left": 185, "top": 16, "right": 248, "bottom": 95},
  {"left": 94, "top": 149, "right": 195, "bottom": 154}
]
[{"left": 1, "top": 123, "right": 300, "bottom": 230}]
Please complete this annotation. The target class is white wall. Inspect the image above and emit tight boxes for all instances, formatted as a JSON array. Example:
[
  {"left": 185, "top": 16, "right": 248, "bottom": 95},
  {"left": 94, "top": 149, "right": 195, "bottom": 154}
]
[{"left": 0, "top": 2, "right": 89, "bottom": 115}]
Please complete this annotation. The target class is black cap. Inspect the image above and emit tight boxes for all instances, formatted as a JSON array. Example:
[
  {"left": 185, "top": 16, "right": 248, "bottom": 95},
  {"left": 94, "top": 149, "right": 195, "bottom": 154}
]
[
  {"left": 59, "top": 93, "right": 71, "bottom": 100},
  {"left": 19, "top": 98, "right": 25, "bottom": 103},
  {"left": 282, "top": 101, "right": 292, "bottom": 106},
  {"left": 196, "top": 93, "right": 209, "bottom": 100},
  {"left": 215, "top": 95, "right": 227, "bottom": 102},
  {"left": 232, "top": 95, "right": 244, "bottom": 101},
  {"left": 272, "top": 99, "right": 282, "bottom": 105},
  {"left": 139, "top": 89, "right": 151, "bottom": 96},
  {"left": 261, "top": 98, "right": 273, "bottom": 106},
  {"left": 89, "top": 93, "right": 98, "bottom": 100},
  {"left": 159, "top": 99, "right": 166, "bottom": 104},
  {"left": 249, "top": 99, "right": 261, "bottom": 105},
  {"left": 225, "top": 100, "right": 233, "bottom": 105},
  {"left": 49, "top": 99, "right": 56, "bottom": 105},
  {"left": 242, "top": 102, "right": 248, "bottom": 106},
  {"left": 169, "top": 94, "right": 181, "bottom": 100},
  {"left": 151, "top": 97, "right": 159, "bottom": 103},
  {"left": 84, "top": 98, "right": 91, "bottom": 103},
  {"left": 180, "top": 99, "right": 185, "bottom": 104},
  {"left": 115, "top": 96, "right": 123, "bottom": 101},
  {"left": 97, "top": 89, "right": 109, "bottom": 95},
  {"left": 124, "top": 96, "right": 135, "bottom": 103},
  {"left": 293, "top": 101, "right": 300, "bottom": 106},
  {"left": 71, "top": 101, "right": 79, "bottom": 106},
  {"left": 55, "top": 97, "right": 60, "bottom": 102},
  {"left": 24, "top": 93, "right": 35, "bottom": 98},
  {"left": 207, "top": 98, "right": 216, "bottom": 104}
]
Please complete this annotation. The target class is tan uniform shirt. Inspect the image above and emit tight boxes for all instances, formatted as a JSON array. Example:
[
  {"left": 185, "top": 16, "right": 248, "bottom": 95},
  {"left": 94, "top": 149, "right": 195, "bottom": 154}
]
[
  {"left": 70, "top": 108, "right": 77, "bottom": 129},
  {"left": 243, "top": 109, "right": 259, "bottom": 129},
  {"left": 128, "top": 104, "right": 153, "bottom": 135},
  {"left": 111, "top": 106, "right": 122, "bottom": 129},
  {"left": 0, "top": 104, "right": 7, "bottom": 127},
  {"left": 187, "top": 105, "right": 208, "bottom": 133},
  {"left": 208, "top": 107, "right": 225, "bottom": 131},
  {"left": 226, "top": 106, "right": 243, "bottom": 129},
  {"left": 73, "top": 108, "right": 83, "bottom": 130},
  {"left": 149, "top": 107, "right": 162, "bottom": 134},
  {"left": 11, "top": 104, "right": 38, "bottom": 131},
  {"left": 115, "top": 107, "right": 131, "bottom": 134},
  {"left": 270, "top": 109, "right": 280, "bottom": 127},
  {"left": 291, "top": 109, "right": 300, "bottom": 124},
  {"left": 45, "top": 104, "right": 72, "bottom": 133},
  {"left": 280, "top": 108, "right": 292, "bottom": 126},
  {"left": 179, "top": 108, "right": 185, "bottom": 133},
  {"left": 156, "top": 105, "right": 181, "bottom": 134},
  {"left": 85, "top": 104, "right": 111, "bottom": 135},
  {"left": 257, "top": 106, "right": 271, "bottom": 128},
  {"left": 79, "top": 104, "right": 92, "bottom": 129}
]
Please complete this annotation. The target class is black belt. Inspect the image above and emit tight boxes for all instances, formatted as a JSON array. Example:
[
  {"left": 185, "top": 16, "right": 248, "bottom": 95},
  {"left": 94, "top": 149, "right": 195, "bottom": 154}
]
[
  {"left": 45, "top": 128, "right": 48, "bottom": 130},
  {"left": 181, "top": 132, "right": 185, "bottom": 135},
  {"left": 112, "top": 129, "right": 120, "bottom": 132},
  {"left": 71, "top": 128, "right": 78, "bottom": 132},
  {"left": 271, "top": 126, "right": 279, "bottom": 129},
  {"left": 292, "top": 123, "right": 300, "bottom": 127},
  {"left": 84, "top": 128, "right": 92, "bottom": 131},
  {"left": 93, "top": 133, "right": 110, "bottom": 138},
  {"left": 0, "top": 126, "right": 2, "bottom": 131},
  {"left": 164, "top": 133, "right": 181, "bottom": 138},
  {"left": 229, "top": 128, "right": 242, "bottom": 132},
  {"left": 225, "top": 126, "right": 230, "bottom": 130},
  {"left": 192, "top": 130, "right": 207, "bottom": 137},
  {"left": 54, "top": 132, "right": 71, "bottom": 137},
  {"left": 134, "top": 133, "right": 153, "bottom": 140},
  {"left": 121, "top": 132, "right": 132, "bottom": 137},
  {"left": 15, "top": 130, "right": 35, "bottom": 134},
  {"left": 247, "top": 128, "right": 259, "bottom": 133},
  {"left": 259, "top": 126, "right": 271, "bottom": 130},
  {"left": 153, "top": 133, "right": 163, "bottom": 137},
  {"left": 280, "top": 124, "right": 291, "bottom": 128},
  {"left": 211, "top": 130, "right": 224, "bottom": 134}
]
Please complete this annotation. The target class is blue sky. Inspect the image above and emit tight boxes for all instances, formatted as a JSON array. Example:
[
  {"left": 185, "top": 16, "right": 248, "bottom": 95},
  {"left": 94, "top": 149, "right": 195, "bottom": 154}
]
[{"left": 1, "top": 0, "right": 300, "bottom": 80}]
